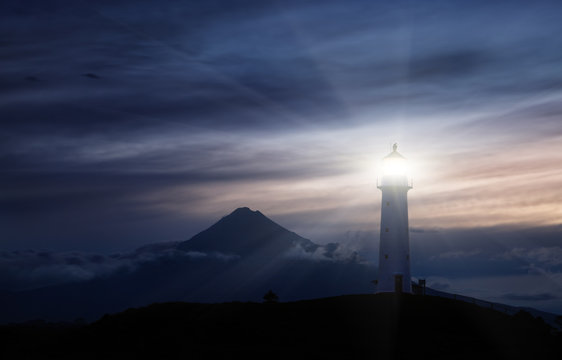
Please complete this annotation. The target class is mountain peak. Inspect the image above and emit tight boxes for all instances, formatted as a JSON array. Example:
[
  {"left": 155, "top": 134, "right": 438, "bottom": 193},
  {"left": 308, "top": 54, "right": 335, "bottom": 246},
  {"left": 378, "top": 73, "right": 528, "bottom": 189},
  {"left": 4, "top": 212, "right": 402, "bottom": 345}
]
[
  {"left": 217, "top": 207, "right": 270, "bottom": 225},
  {"left": 230, "top": 207, "right": 261, "bottom": 216},
  {"left": 177, "top": 207, "right": 314, "bottom": 257}
]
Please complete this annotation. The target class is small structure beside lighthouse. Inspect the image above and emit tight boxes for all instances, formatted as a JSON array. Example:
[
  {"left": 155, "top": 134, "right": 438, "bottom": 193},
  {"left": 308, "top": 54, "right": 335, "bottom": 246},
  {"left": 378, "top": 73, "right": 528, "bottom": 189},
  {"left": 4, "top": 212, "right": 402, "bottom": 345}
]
[{"left": 376, "top": 143, "right": 413, "bottom": 293}]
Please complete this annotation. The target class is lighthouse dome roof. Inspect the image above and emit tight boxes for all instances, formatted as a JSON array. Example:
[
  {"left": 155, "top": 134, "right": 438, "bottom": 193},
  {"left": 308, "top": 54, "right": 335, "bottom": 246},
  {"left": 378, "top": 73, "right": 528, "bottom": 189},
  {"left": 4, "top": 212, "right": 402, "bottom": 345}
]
[{"left": 384, "top": 143, "right": 406, "bottom": 159}]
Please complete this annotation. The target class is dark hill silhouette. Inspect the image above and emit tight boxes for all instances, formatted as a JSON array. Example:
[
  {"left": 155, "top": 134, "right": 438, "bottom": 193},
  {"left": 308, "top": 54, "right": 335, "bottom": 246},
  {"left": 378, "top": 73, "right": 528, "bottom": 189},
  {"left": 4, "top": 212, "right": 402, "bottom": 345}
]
[
  {"left": 1, "top": 294, "right": 560, "bottom": 359},
  {"left": 0, "top": 208, "right": 374, "bottom": 323},
  {"left": 177, "top": 207, "right": 319, "bottom": 257}
]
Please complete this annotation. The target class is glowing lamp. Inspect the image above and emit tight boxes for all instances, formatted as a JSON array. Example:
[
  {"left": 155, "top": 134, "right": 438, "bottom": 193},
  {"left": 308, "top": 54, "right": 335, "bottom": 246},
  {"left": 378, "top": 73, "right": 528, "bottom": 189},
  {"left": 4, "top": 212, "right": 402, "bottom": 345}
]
[
  {"left": 378, "top": 143, "right": 412, "bottom": 188},
  {"left": 383, "top": 155, "right": 408, "bottom": 176}
]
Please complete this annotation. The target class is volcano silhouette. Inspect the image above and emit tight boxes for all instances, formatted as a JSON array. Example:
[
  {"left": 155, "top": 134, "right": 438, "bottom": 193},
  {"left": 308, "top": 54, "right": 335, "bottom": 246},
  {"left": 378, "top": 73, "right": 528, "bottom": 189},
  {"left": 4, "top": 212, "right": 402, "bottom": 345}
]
[{"left": 177, "top": 207, "right": 320, "bottom": 257}]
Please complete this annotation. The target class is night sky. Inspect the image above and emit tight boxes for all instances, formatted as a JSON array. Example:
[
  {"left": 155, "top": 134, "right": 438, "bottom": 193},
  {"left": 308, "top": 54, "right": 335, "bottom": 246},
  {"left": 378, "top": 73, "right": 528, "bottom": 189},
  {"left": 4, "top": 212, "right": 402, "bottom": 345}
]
[{"left": 2, "top": 1, "right": 562, "bottom": 313}]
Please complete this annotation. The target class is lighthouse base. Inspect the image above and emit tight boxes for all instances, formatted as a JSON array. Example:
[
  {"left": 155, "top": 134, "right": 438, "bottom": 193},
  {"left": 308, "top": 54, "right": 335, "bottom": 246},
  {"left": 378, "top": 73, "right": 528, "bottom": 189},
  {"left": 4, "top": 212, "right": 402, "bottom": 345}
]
[{"left": 376, "top": 273, "right": 412, "bottom": 294}]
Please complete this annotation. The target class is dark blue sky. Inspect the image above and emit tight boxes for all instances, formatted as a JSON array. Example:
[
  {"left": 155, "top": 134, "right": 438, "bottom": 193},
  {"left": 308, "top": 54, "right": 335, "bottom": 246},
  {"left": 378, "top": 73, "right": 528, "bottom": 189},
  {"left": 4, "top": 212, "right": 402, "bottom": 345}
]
[{"left": 2, "top": 0, "right": 562, "bottom": 312}]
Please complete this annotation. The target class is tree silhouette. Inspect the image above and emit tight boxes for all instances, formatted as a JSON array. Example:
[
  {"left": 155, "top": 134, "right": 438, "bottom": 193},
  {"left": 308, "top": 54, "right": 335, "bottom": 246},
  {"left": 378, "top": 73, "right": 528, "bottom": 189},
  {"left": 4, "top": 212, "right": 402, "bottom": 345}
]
[{"left": 263, "top": 290, "right": 279, "bottom": 303}]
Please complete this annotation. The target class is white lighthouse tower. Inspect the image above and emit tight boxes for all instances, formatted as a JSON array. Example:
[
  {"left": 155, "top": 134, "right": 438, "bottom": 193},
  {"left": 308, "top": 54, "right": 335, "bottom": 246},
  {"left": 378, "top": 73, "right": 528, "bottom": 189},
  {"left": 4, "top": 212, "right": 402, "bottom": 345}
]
[{"left": 376, "top": 143, "right": 412, "bottom": 293}]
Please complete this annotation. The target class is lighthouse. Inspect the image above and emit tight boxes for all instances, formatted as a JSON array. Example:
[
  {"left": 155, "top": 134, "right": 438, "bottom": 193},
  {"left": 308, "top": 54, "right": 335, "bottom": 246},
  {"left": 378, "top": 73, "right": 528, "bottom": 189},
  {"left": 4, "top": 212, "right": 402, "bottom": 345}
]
[{"left": 376, "top": 143, "right": 412, "bottom": 293}]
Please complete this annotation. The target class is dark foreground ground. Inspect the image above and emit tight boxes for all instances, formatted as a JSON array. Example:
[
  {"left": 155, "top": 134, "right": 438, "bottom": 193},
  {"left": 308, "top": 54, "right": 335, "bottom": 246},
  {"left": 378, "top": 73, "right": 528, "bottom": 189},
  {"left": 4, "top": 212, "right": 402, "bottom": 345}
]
[{"left": 1, "top": 293, "right": 560, "bottom": 359}]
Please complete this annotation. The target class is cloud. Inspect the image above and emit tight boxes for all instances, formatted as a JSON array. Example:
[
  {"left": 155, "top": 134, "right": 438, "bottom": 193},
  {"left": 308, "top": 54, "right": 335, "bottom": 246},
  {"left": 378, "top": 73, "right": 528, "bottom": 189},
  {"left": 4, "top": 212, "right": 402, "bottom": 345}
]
[
  {"left": 0, "top": 236, "right": 365, "bottom": 293},
  {"left": 2, "top": 0, "right": 560, "bottom": 140},
  {"left": 284, "top": 241, "right": 360, "bottom": 263},
  {"left": 0, "top": 245, "right": 238, "bottom": 292},
  {"left": 431, "top": 249, "right": 482, "bottom": 260},
  {"left": 407, "top": 49, "right": 492, "bottom": 81},
  {"left": 501, "top": 247, "right": 562, "bottom": 268}
]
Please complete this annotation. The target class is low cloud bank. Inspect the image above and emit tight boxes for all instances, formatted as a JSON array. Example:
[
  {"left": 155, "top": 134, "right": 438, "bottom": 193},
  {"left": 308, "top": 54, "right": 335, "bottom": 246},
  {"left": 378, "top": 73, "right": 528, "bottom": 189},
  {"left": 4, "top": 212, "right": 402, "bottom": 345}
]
[
  {"left": 0, "top": 239, "right": 362, "bottom": 292},
  {"left": 285, "top": 240, "right": 363, "bottom": 264},
  {"left": 501, "top": 247, "right": 562, "bottom": 268},
  {"left": 0, "top": 244, "right": 239, "bottom": 292}
]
